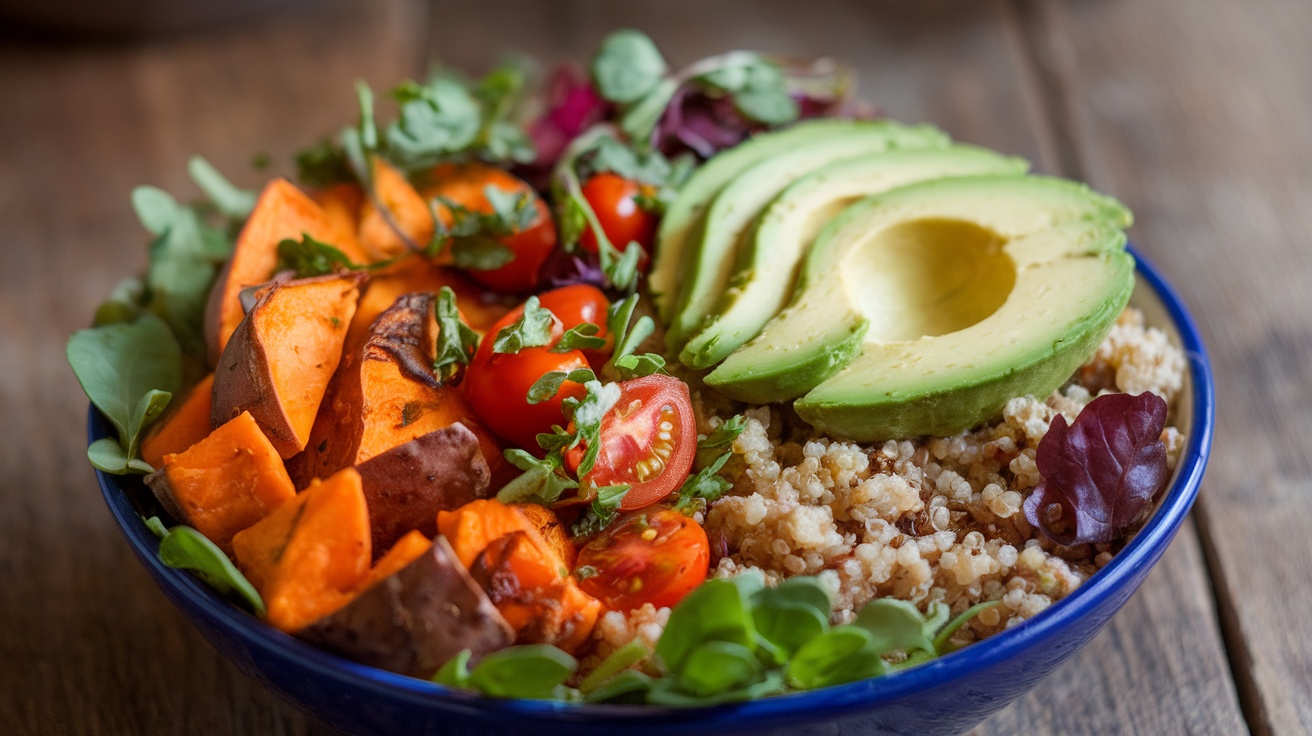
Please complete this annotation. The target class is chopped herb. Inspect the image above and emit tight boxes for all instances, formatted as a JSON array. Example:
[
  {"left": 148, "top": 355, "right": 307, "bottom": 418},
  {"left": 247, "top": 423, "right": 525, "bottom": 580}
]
[
  {"left": 551, "top": 323, "right": 607, "bottom": 353},
  {"left": 491, "top": 296, "right": 555, "bottom": 354},
  {"left": 612, "top": 353, "right": 666, "bottom": 380},
  {"left": 432, "top": 286, "right": 481, "bottom": 383},
  {"left": 274, "top": 234, "right": 361, "bottom": 277},
  {"left": 496, "top": 449, "right": 578, "bottom": 505},
  {"left": 526, "top": 368, "right": 596, "bottom": 405}
]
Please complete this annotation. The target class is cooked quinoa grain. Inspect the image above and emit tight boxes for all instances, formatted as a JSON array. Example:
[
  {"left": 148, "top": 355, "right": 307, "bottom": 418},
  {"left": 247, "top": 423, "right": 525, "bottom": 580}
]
[{"left": 592, "top": 308, "right": 1187, "bottom": 656}]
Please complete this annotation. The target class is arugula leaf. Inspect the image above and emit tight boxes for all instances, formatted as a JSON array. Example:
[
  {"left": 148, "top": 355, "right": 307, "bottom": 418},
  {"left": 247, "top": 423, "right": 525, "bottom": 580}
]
[
  {"left": 526, "top": 368, "right": 596, "bottom": 405},
  {"left": 187, "top": 156, "right": 256, "bottom": 220},
  {"left": 433, "top": 286, "right": 481, "bottom": 383},
  {"left": 275, "top": 234, "right": 361, "bottom": 277},
  {"left": 496, "top": 449, "right": 578, "bottom": 505},
  {"left": 157, "top": 525, "right": 265, "bottom": 616},
  {"left": 465, "top": 645, "right": 578, "bottom": 699},
  {"left": 386, "top": 77, "right": 482, "bottom": 171},
  {"left": 591, "top": 29, "right": 668, "bottom": 104},
  {"left": 491, "top": 296, "right": 555, "bottom": 354},
  {"left": 551, "top": 323, "right": 606, "bottom": 353},
  {"left": 67, "top": 314, "right": 182, "bottom": 474}
]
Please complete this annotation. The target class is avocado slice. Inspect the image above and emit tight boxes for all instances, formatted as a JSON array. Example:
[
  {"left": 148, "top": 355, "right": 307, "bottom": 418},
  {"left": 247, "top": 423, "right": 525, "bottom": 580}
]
[
  {"left": 705, "top": 176, "right": 1134, "bottom": 439},
  {"left": 657, "top": 120, "right": 950, "bottom": 348},
  {"left": 677, "top": 146, "right": 1029, "bottom": 369}
]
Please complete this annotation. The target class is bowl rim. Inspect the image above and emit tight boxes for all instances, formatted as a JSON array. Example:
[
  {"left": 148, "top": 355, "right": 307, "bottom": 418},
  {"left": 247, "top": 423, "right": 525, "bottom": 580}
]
[{"left": 92, "top": 242, "right": 1214, "bottom": 728}]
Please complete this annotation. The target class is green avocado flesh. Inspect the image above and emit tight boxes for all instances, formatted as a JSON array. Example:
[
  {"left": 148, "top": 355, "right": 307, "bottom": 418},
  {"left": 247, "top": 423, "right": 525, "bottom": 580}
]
[
  {"left": 705, "top": 175, "right": 1134, "bottom": 440},
  {"left": 655, "top": 119, "right": 950, "bottom": 347},
  {"left": 677, "top": 146, "right": 1029, "bottom": 369}
]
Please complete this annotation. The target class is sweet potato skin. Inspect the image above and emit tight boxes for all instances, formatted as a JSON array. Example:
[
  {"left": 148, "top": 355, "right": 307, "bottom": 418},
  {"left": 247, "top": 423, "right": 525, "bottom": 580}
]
[
  {"left": 141, "top": 373, "right": 215, "bottom": 469},
  {"left": 145, "top": 409, "right": 295, "bottom": 553},
  {"left": 296, "top": 535, "right": 514, "bottom": 678},
  {"left": 355, "top": 422, "right": 492, "bottom": 555},
  {"left": 212, "top": 272, "right": 363, "bottom": 459}
]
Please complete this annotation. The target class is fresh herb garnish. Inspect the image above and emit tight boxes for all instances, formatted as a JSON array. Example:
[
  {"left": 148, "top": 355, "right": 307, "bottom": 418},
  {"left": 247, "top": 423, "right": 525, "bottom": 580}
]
[
  {"left": 673, "top": 415, "right": 745, "bottom": 511},
  {"left": 551, "top": 323, "right": 607, "bottom": 353},
  {"left": 526, "top": 367, "right": 596, "bottom": 405},
  {"left": 601, "top": 293, "right": 665, "bottom": 379},
  {"left": 187, "top": 156, "right": 257, "bottom": 220},
  {"left": 295, "top": 139, "right": 355, "bottom": 188},
  {"left": 432, "top": 286, "right": 481, "bottom": 383},
  {"left": 563, "top": 380, "right": 621, "bottom": 478},
  {"left": 571, "top": 484, "right": 632, "bottom": 537},
  {"left": 274, "top": 234, "right": 362, "bottom": 277},
  {"left": 433, "top": 645, "right": 577, "bottom": 700},
  {"left": 68, "top": 314, "right": 182, "bottom": 474},
  {"left": 591, "top": 29, "right": 668, "bottom": 105},
  {"left": 496, "top": 449, "right": 579, "bottom": 505},
  {"left": 551, "top": 127, "right": 645, "bottom": 292},
  {"left": 1023, "top": 391, "right": 1170, "bottom": 545},
  {"left": 153, "top": 521, "right": 265, "bottom": 616},
  {"left": 491, "top": 296, "right": 556, "bottom": 354}
]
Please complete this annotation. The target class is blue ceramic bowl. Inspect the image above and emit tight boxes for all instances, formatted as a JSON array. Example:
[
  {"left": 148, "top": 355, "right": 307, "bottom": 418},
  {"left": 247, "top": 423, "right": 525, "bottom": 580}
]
[{"left": 93, "top": 244, "right": 1213, "bottom": 736}]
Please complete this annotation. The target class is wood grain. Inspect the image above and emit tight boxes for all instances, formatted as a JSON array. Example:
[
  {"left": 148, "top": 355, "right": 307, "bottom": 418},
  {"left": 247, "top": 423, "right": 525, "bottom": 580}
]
[{"left": 1032, "top": 0, "right": 1312, "bottom": 733}]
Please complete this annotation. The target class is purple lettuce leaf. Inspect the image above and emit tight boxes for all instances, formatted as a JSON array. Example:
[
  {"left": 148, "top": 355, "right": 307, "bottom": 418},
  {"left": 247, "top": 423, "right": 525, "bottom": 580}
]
[
  {"left": 518, "top": 64, "right": 610, "bottom": 189},
  {"left": 1023, "top": 392, "right": 1170, "bottom": 546}
]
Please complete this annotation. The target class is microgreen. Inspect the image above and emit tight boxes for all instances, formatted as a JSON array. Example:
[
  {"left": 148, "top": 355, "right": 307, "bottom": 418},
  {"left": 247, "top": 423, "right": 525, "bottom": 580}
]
[
  {"left": 611, "top": 353, "right": 667, "bottom": 380},
  {"left": 571, "top": 484, "right": 632, "bottom": 537},
  {"left": 672, "top": 450, "right": 733, "bottom": 512},
  {"left": 294, "top": 139, "right": 355, "bottom": 188},
  {"left": 274, "top": 234, "right": 363, "bottom": 277},
  {"left": 153, "top": 521, "right": 265, "bottom": 616},
  {"left": 1023, "top": 391, "right": 1170, "bottom": 545},
  {"left": 433, "top": 286, "right": 481, "bottom": 383},
  {"left": 551, "top": 127, "right": 644, "bottom": 292},
  {"left": 386, "top": 77, "right": 482, "bottom": 171},
  {"left": 696, "top": 415, "right": 746, "bottom": 466},
  {"left": 526, "top": 367, "right": 596, "bottom": 405},
  {"left": 187, "top": 156, "right": 256, "bottom": 220},
  {"left": 578, "top": 640, "right": 649, "bottom": 694},
  {"left": 496, "top": 449, "right": 579, "bottom": 505},
  {"left": 591, "top": 29, "right": 668, "bottom": 104},
  {"left": 491, "top": 296, "right": 555, "bottom": 354},
  {"left": 68, "top": 313, "right": 182, "bottom": 474},
  {"left": 434, "top": 645, "right": 578, "bottom": 700},
  {"left": 563, "top": 380, "right": 621, "bottom": 478},
  {"left": 550, "top": 323, "right": 607, "bottom": 353}
]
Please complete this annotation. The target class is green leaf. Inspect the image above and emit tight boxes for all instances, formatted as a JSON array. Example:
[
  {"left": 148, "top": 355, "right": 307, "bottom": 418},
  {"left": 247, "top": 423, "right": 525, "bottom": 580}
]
[
  {"left": 482, "top": 185, "right": 540, "bottom": 235},
  {"left": 433, "top": 286, "right": 481, "bottom": 383},
  {"left": 387, "top": 77, "right": 482, "bottom": 171},
  {"left": 526, "top": 368, "right": 596, "bottom": 405},
  {"left": 131, "top": 186, "right": 181, "bottom": 236},
  {"left": 492, "top": 296, "right": 555, "bottom": 354},
  {"left": 496, "top": 449, "right": 578, "bottom": 504},
  {"left": 579, "top": 639, "right": 649, "bottom": 694},
  {"left": 618, "top": 78, "right": 680, "bottom": 143},
  {"left": 466, "top": 645, "right": 578, "bottom": 699},
  {"left": 88, "top": 437, "right": 150, "bottom": 475},
  {"left": 551, "top": 323, "right": 606, "bottom": 353},
  {"left": 587, "top": 484, "right": 631, "bottom": 528},
  {"left": 612, "top": 353, "right": 666, "bottom": 380},
  {"left": 591, "top": 29, "right": 668, "bottom": 104},
  {"left": 645, "top": 669, "right": 786, "bottom": 707},
  {"left": 677, "top": 640, "right": 762, "bottom": 697},
  {"left": 432, "top": 649, "right": 472, "bottom": 688},
  {"left": 157, "top": 526, "right": 265, "bottom": 616},
  {"left": 733, "top": 86, "right": 799, "bottom": 126},
  {"left": 67, "top": 314, "right": 182, "bottom": 467},
  {"left": 576, "top": 134, "right": 674, "bottom": 185},
  {"left": 656, "top": 578, "right": 756, "bottom": 676},
  {"left": 750, "top": 577, "right": 833, "bottom": 659},
  {"left": 933, "top": 600, "right": 1002, "bottom": 656},
  {"left": 275, "top": 234, "right": 360, "bottom": 277},
  {"left": 93, "top": 277, "right": 146, "bottom": 327},
  {"left": 294, "top": 139, "right": 355, "bottom": 188},
  {"left": 583, "top": 669, "right": 654, "bottom": 703},
  {"left": 673, "top": 449, "right": 733, "bottom": 511},
  {"left": 852, "top": 598, "right": 935, "bottom": 656},
  {"left": 565, "top": 380, "right": 621, "bottom": 477},
  {"left": 787, "top": 625, "right": 886, "bottom": 690},
  {"left": 143, "top": 515, "right": 169, "bottom": 539},
  {"left": 449, "top": 236, "right": 516, "bottom": 271},
  {"left": 605, "top": 293, "right": 655, "bottom": 367},
  {"left": 188, "top": 156, "right": 256, "bottom": 220},
  {"left": 697, "top": 415, "right": 746, "bottom": 467}
]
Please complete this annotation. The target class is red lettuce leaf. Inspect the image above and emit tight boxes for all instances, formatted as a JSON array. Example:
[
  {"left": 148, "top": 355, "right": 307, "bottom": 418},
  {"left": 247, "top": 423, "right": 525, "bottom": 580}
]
[
  {"left": 520, "top": 64, "right": 610, "bottom": 189},
  {"left": 1023, "top": 392, "right": 1170, "bottom": 546}
]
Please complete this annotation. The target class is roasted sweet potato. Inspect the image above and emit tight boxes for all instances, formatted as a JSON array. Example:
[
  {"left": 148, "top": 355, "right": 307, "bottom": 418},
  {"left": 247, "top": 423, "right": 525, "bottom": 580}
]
[
  {"left": 232, "top": 467, "right": 371, "bottom": 632},
  {"left": 212, "top": 272, "right": 363, "bottom": 459},
  {"left": 515, "top": 503, "right": 576, "bottom": 569},
  {"left": 437, "top": 499, "right": 558, "bottom": 571},
  {"left": 204, "top": 178, "right": 346, "bottom": 363},
  {"left": 355, "top": 422, "right": 492, "bottom": 555},
  {"left": 145, "top": 410, "right": 296, "bottom": 554},
  {"left": 297, "top": 536, "right": 514, "bottom": 678},
  {"left": 358, "top": 157, "right": 435, "bottom": 261},
  {"left": 309, "top": 183, "right": 370, "bottom": 265},
  {"left": 292, "top": 291, "right": 506, "bottom": 486},
  {"left": 141, "top": 373, "right": 215, "bottom": 469},
  {"left": 362, "top": 530, "right": 432, "bottom": 589}
]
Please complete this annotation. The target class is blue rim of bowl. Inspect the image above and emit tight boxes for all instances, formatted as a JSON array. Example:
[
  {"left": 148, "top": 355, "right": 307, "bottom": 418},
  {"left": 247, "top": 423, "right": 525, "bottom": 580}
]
[{"left": 93, "top": 242, "right": 1214, "bottom": 729}]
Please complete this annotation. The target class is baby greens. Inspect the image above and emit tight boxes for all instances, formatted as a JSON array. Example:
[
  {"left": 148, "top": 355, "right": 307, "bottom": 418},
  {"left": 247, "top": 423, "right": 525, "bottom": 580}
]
[{"left": 145, "top": 516, "right": 266, "bottom": 616}]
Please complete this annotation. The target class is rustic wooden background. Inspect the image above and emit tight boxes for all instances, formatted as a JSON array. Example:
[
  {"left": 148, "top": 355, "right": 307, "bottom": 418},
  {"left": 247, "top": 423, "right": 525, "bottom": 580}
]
[{"left": 1, "top": 0, "right": 1307, "bottom": 733}]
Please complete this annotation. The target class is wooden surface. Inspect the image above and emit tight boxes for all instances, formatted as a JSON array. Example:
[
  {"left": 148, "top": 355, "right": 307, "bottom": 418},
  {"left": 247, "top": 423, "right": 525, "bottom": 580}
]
[{"left": 0, "top": 0, "right": 1305, "bottom": 733}]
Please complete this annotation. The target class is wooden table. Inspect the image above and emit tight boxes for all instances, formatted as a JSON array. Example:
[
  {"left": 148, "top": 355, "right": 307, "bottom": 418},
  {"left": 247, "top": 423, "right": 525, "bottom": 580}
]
[{"left": 1, "top": 0, "right": 1306, "bottom": 733}]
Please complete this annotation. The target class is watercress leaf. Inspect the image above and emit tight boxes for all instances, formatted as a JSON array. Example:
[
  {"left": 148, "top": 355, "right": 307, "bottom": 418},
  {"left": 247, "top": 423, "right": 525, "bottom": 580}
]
[
  {"left": 497, "top": 449, "right": 578, "bottom": 504},
  {"left": 787, "top": 625, "right": 885, "bottom": 690},
  {"left": 491, "top": 296, "right": 555, "bottom": 354},
  {"left": 576, "top": 135, "right": 673, "bottom": 185},
  {"left": 933, "top": 600, "right": 1003, "bottom": 656},
  {"left": 467, "top": 644, "right": 578, "bottom": 699},
  {"left": 482, "top": 185, "right": 539, "bottom": 234},
  {"left": 697, "top": 414, "right": 746, "bottom": 467},
  {"left": 579, "top": 639, "right": 649, "bottom": 694},
  {"left": 645, "top": 669, "right": 786, "bottom": 707},
  {"left": 157, "top": 526, "right": 265, "bottom": 616},
  {"left": 67, "top": 314, "right": 182, "bottom": 456},
  {"left": 87, "top": 437, "right": 136, "bottom": 475},
  {"left": 275, "top": 234, "right": 360, "bottom": 277},
  {"left": 1023, "top": 391, "right": 1170, "bottom": 545},
  {"left": 431, "top": 286, "right": 481, "bottom": 383},
  {"left": 583, "top": 669, "right": 654, "bottom": 704},
  {"left": 93, "top": 277, "right": 147, "bottom": 327},
  {"left": 294, "top": 139, "right": 354, "bottom": 188},
  {"left": 605, "top": 294, "right": 645, "bottom": 363},
  {"left": 432, "top": 649, "right": 472, "bottom": 688},
  {"left": 187, "top": 156, "right": 256, "bottom": 220},
  {"left": 618, "top": 78, "right": 680, "bottom": 144},
  {"left": 588, "top": 484, "right": 631, "bottom": 526},
  {"left": 526, "top": 367, "right": 597, "bottom": 405},
  {"left": 608, "top": 241, "right": 643, "bottom": 293},
  {"left": 143, "top": 515, "right": 169, "bottom": 539},
  {"left": 752, "top": 599, "right": 828, "bottom": 661},
  {"left": 676, "top": 640, "right": 762, "bottom": 697},
  {"left": 591, "top": 29, "right": 668, "bottom": 104},
  {"left": 551, "top": 323, "right": 606, "bottom": 353},
  {"left": 656, "top": 578, "right": 756, "bottom": 675},
  {"left": 386, "top": 77, "right": 482, "bottom": 171},
  {"left": 131, "top": 186, "right": 181, "bottom": 236},
  {"left": 733, "top": 86, "right": 800, "bottom": 126},
  {"left": 480, "top": 120, "right": 537, "bottom": 164},
  {"left": 612, "top": 353, "right": 666, "bottom": 381},
  {"left": 753, "top": 576, "right": 832, "bottom": 620},
  {"left": 852, "top": 598, "right": 935, "bottom": 656}
]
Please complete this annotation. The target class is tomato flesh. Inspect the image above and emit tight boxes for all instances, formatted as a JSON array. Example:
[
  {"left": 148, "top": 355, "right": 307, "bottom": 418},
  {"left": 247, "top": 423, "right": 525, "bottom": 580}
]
[{"left": 576, "top": 505, "right": 709, "bottom": 611}]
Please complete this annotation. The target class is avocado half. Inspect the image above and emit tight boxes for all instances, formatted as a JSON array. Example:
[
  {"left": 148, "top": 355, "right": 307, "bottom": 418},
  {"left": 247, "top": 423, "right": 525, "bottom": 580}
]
[
  {"left": 651, "top": 119, "right": 950, "bottom": 347},
  {"left": 705, "top": 175, "right": 1135, "bottom": 441},
  {"left": 677, "top": 146, "right": 1030, "bottom": 370}
]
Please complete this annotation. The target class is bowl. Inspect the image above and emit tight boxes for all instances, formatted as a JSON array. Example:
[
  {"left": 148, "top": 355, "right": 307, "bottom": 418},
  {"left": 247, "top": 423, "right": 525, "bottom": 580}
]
[{"left": 92, "top": 243, "right": 1214, "bottom": 736}]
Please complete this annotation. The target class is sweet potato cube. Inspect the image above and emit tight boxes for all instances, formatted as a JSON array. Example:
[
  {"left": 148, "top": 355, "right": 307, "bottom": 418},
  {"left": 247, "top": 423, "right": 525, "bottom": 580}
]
[
  {"left": 297, "top": 536, "right": 514, "bottom": 677},
  {"left": 309, "top": 183, "right": 370, "bottom": 265},
  {"left": 212, "top": 272, "right": 363, "bottom": 459},
  {"left": 232, "top": 467, "right": 371, "bottom": 632},
  {"left": 144, "top": 410, "right": 295, "bottom": 553},
  {"left": 361, "top": 530, "right": 432, "bottom": 591},
  {"left": 358, "top": 157, "right": 435, "bottom": 261},
  {"left": 204, "top": 178, "right": 346, "bottom": 363},
  {"left": 141, "top": 373, "right": 215, "bottom": 469}
]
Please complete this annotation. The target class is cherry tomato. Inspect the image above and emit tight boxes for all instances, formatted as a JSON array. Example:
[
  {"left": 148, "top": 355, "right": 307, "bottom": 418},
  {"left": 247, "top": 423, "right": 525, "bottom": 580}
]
[
  {"left": 537, "top": 284, "right": 612, "bottom": 366},
  {"left": 575, "top": 505, "right": 709, "bottom": 611},
  {"left": 465, "top": 305, "right": 588, "bottom": 451},
  {"left": 423, "top": 161, "right": 557, "bottom": 294},
  {"left": 566, "top": 374, "right": 696, "bottom": 511},
  {"left": 577, "top": 173, "right": 658, "bottom": 271}
]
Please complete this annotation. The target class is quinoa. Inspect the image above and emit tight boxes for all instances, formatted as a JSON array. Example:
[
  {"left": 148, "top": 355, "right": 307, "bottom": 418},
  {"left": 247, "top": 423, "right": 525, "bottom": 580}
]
[{"left": 591, "top": 307, "right": 1187, "bottom": 656}]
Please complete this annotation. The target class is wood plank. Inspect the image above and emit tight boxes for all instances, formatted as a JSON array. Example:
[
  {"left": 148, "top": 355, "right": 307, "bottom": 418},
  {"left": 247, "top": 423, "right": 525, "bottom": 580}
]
[
  {"left": 0, "top": 2, "right": 424, "bottom": 734},
  {"left": 1032, "top": 0, "right": 1312, "bottom": 733}
]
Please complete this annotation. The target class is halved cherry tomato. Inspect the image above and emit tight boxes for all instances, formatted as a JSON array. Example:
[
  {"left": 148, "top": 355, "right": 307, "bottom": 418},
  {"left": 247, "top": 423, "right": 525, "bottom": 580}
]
[
  {"left": 464, "top": 302, "right": 588, "bottom": 451},
  {"left": 577, "top": 173, "right": 658, "bottom": 272},
  {"left": 565, "top": 374, "right": 696, "bottom": 511},
  {"left": 537, "top": 284, "right": 611, "bottom": 367},
  {"left": 575, "top": 505, "right": 709, "bottom": 611},
  {"left": 422, "top": 161, "right": 557, "bottom": 294}
]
